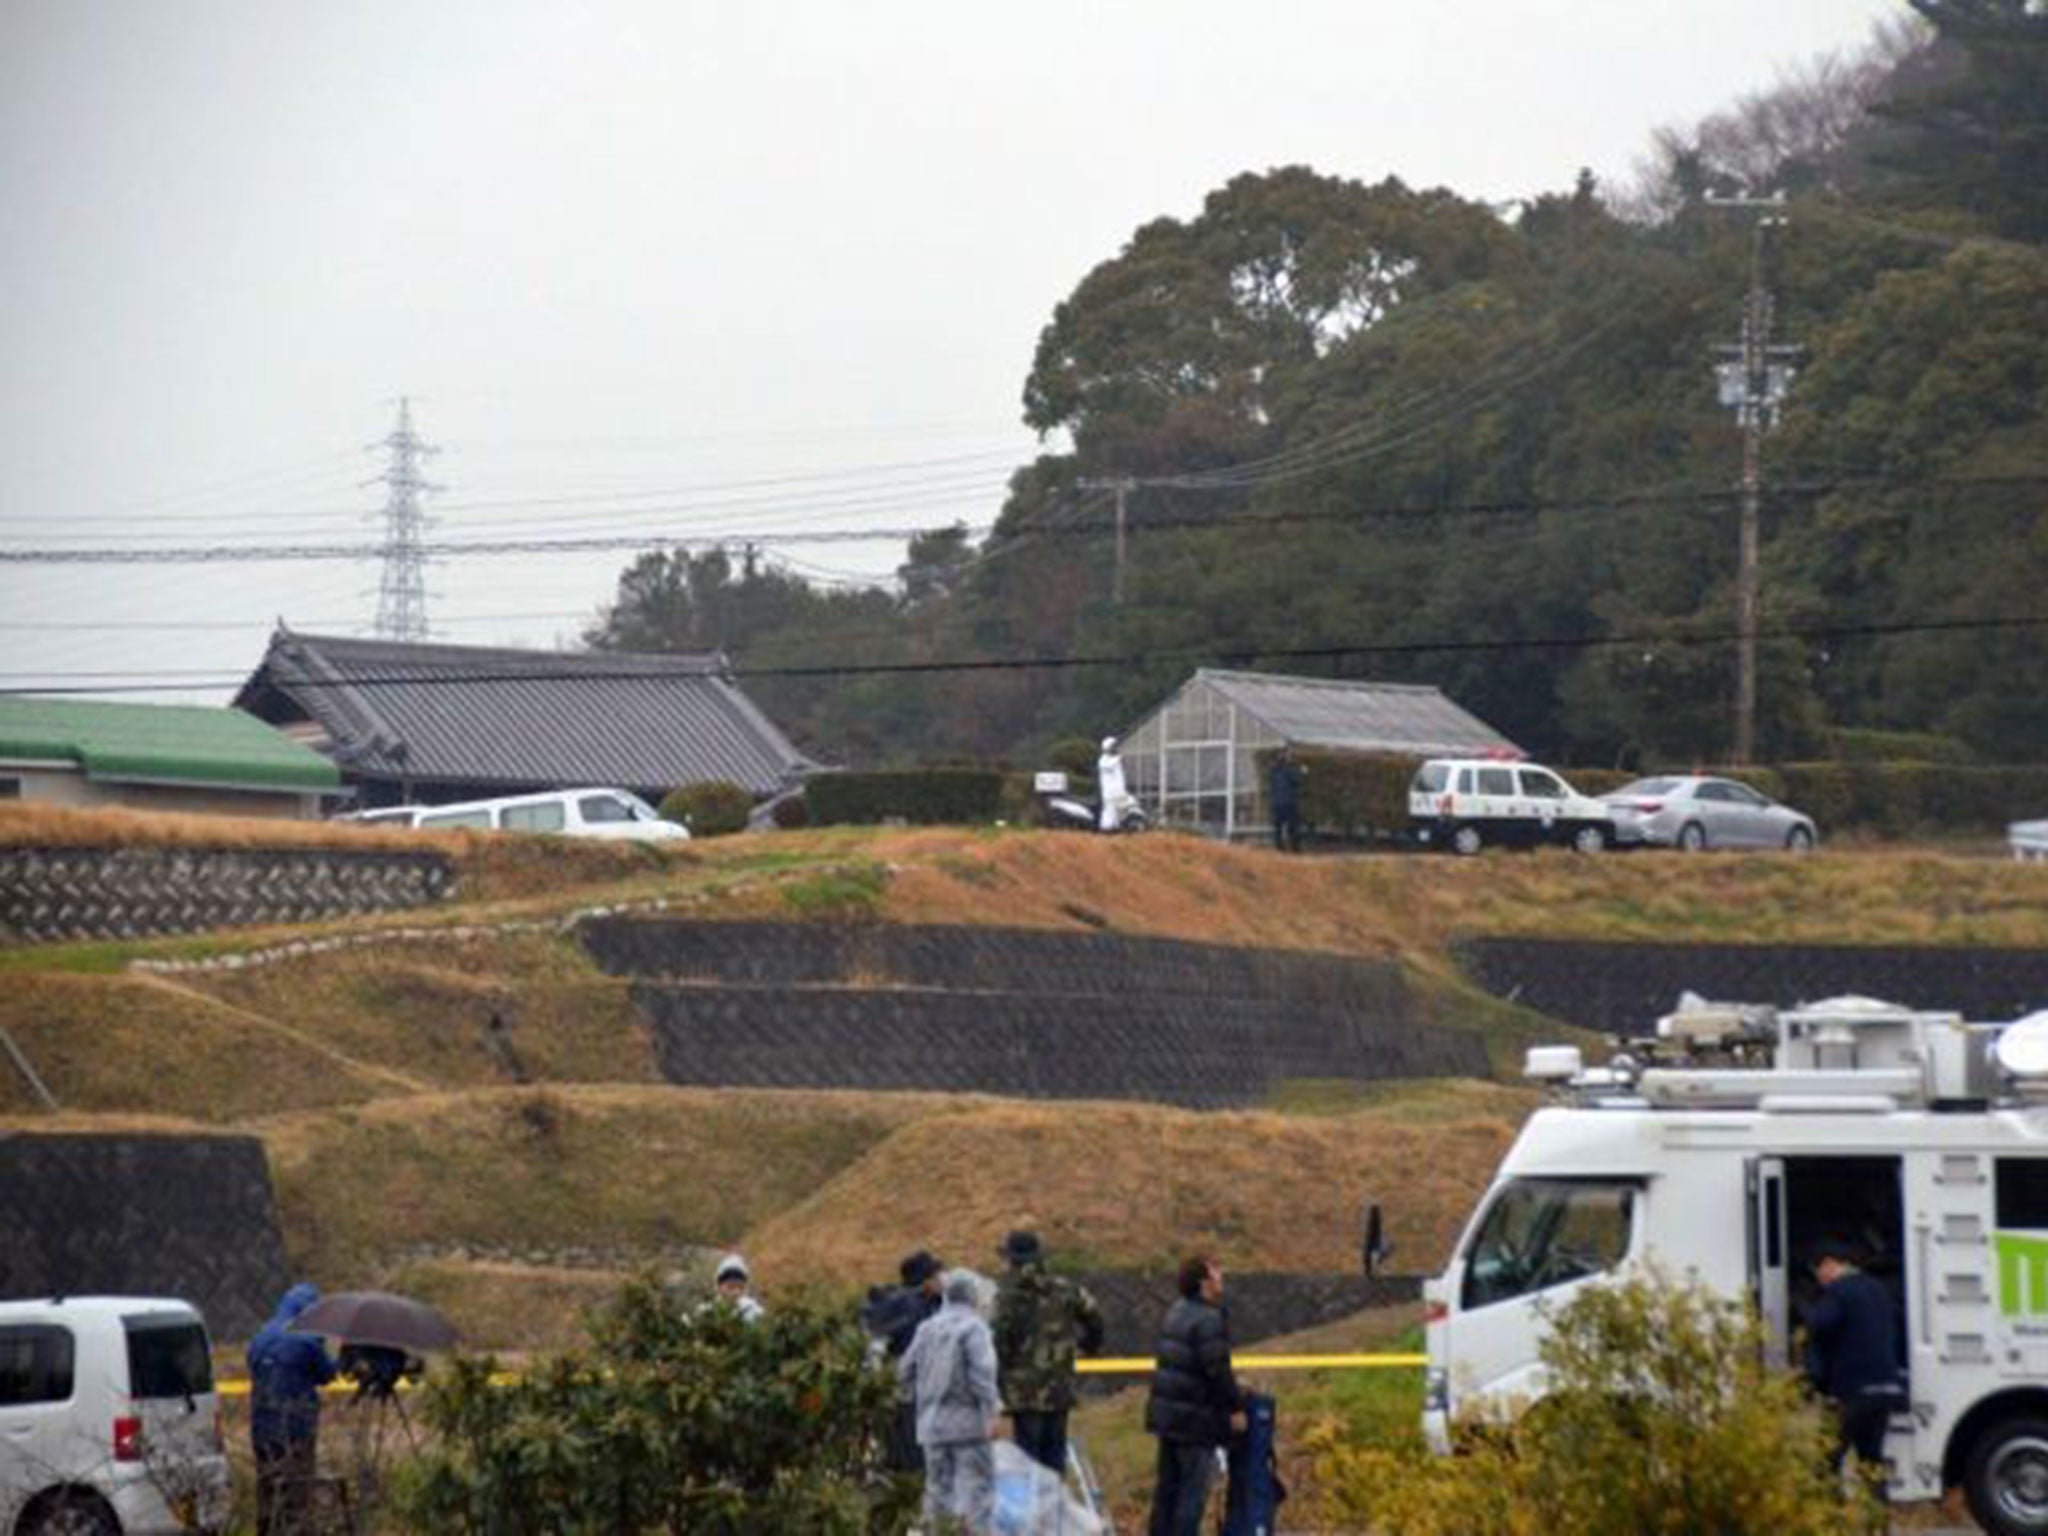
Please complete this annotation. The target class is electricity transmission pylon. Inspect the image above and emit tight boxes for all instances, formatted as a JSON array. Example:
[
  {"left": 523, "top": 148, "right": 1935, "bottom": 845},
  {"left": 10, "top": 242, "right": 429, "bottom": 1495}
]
[{"left": 368, "top": 397, "right": 441, "bottom": 641}]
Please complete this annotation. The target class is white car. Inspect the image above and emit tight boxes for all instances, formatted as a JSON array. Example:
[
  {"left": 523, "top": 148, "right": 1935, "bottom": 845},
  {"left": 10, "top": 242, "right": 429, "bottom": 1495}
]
[
  {"left": 0, "top": 1296, "right": 231, "bottom": 1535},
  {"left": 341, "top": 787, "right": 691, "bottom": 842},
  {"left": 1601, "top": 775, "right": 1818, "bottom": 852},
  {"left": 1407, "top": 758, "right": 1615, "bottom": 855}
]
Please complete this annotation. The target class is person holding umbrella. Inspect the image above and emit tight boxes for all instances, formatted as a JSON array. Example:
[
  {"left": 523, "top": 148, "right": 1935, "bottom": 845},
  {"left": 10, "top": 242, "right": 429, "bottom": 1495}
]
[{"left": 248, "top": 1282, "right": 337, "bottom": 1536}]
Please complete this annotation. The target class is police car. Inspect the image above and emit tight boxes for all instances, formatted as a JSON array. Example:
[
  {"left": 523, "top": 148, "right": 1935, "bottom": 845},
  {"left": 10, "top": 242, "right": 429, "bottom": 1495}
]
[{"left": 1408, "top": 757, "right": 1615, "bottom": 855}]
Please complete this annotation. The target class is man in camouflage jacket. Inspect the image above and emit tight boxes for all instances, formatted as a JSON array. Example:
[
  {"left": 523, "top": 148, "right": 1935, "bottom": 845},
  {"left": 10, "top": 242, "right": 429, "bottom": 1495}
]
[{"left": 993, "top": 1229, "right": 1106, "bottom": 1475}]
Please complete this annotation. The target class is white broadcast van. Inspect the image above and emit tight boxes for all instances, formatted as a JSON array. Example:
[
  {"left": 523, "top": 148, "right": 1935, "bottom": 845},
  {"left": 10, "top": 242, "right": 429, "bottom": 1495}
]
[{"left": 1424, "top": 994, "right": 2048, "bottom": 1536}]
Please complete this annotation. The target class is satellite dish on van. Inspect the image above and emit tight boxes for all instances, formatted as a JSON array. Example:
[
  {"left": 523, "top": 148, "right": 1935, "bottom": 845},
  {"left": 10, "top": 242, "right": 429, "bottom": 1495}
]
[{"left": 1993, "top": 1012, "right": 2048, "bottom": 1081}]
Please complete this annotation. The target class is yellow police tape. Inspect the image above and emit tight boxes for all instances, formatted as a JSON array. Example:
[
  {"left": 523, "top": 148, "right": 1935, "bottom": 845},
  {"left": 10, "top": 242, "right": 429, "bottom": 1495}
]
[
  {"left": 214, "top": 1353, "right": 1427, "bottom": 1396},
  {"left": 1078, "top": 1353, "right": 1425, "bottom": 1375}
]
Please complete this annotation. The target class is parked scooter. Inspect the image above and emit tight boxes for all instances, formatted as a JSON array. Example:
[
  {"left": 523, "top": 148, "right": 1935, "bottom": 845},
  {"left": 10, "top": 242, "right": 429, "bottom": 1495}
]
[{"left": 1038, "top": 737, "right": 1151, "bottom": 833}]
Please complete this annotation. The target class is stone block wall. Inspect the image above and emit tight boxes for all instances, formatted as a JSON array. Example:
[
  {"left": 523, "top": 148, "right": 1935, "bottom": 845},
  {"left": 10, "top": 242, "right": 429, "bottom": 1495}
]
[
  {"left": 0, "top": 844, "right": 454, "bottom": 943},
  {"left": 592, "top": 920, "right": 1487, "bottom": 1105},
  {"left": 1456, "top": 937, "right": 2048, "bottom": 1038},
  {"left": 0, "top": 1133, "right": 289, "bottom": 1339}
]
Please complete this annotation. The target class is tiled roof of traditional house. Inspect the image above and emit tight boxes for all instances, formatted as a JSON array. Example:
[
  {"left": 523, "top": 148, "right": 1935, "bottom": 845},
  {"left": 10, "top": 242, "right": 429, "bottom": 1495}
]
[{"left": 233, "top": 630, "right": 816, "bottom": 798}]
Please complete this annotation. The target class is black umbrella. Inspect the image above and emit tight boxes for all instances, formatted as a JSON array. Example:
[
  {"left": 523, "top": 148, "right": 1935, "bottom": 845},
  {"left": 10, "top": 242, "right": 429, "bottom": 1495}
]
[{"left": 288, "top": 1291, "right": 458, "bottom": 1353}]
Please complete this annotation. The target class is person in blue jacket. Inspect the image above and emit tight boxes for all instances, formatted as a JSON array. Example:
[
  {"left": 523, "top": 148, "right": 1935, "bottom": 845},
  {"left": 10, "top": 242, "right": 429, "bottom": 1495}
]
[
  {"left": 247, "top": 1282, "right": 337, "bottom": 1536},
  {"left": 1804, "top": 1237, "right": 1904, "bottom": 1484}
]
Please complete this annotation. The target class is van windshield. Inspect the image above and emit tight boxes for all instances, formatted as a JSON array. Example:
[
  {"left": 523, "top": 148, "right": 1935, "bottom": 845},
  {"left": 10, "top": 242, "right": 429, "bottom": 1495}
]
[
  {"left": 124, "top": 1316, "right": 213, "bottom": 1399},
  {"left": 1412, "top": 763, "right": 1449, "bottom": 794},
  {"left": 1460, "top": 1178, "right": 1634, "bottom": 1310}
]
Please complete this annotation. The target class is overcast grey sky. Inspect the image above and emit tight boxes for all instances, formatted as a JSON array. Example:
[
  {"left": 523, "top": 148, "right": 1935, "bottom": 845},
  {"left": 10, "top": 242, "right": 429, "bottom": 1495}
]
[{"left": 0, "top": 0, "right": 1907, "bottom": 701}]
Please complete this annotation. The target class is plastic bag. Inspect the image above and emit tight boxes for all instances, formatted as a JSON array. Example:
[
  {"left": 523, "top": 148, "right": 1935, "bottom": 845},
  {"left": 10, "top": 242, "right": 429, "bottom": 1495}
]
[{"left": 989, "top": 1441, "right": 1104, "bottom": 1536}]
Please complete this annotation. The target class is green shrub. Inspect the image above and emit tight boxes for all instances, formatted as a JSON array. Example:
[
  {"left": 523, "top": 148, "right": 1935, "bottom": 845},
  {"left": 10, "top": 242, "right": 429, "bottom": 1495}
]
[
  {"left": 1565, "top": 767, "right": 1634, "bottom": 797},
  {"left": 1272, "top": 749, "right": 1419, "bottom": 839},
  {"left": 768, "top": 792, "right": 809, "bottom": 830},
  {"left": 659, "top": 780, "right": 754, "bottom": 838},
  {"left": 1775, "top": 762, "right": 2048, "bottom": 835},
  {"left": 805, "top": 768, "right": 1004, "bottom": 826},
  {"left": 1829, "top": 727, "right": 1975, "bottom": 764},
  {"left": 1310, "top": 1271, "right": 1880, "bottom": 1536},
  {"left": 997, "top": 770, "right": 1040, "bottom": 826},
  {"left": 398, "top": 1276, "right": 915, "bottom": 1535},
  {"left": 1046, "top": 737, "right": 1100, "bottom": 782}
]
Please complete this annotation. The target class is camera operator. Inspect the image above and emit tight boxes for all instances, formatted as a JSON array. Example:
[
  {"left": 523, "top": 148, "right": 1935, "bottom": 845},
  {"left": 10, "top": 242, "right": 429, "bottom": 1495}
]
[{"left": 248, "top": 1283, "right": 337, "bottom": 1536}]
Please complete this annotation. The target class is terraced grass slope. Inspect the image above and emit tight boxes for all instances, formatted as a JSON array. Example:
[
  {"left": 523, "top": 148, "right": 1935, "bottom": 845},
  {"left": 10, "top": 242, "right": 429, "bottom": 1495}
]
[{"left": 5, "top": 816, "right": 2046, "bottom": 1348}]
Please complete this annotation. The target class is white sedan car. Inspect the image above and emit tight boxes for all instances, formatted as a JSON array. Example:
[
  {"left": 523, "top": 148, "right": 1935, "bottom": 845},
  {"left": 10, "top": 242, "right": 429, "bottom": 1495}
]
[{"left": 1601, "top": 775, "right": 1818, "bottom": 852}]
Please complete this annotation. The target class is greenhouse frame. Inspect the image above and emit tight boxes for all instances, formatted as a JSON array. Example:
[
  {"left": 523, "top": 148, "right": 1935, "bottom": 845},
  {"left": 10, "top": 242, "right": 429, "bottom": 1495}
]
[{"left": 1118, "top": 669, "right": 1522, "bottom": 840}]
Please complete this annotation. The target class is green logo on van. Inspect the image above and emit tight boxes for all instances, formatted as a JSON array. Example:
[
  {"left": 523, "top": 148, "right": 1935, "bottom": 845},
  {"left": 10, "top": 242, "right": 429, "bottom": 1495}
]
[{"left": 1996, "top": 1232, "right": 2048, "bottom": 1317}]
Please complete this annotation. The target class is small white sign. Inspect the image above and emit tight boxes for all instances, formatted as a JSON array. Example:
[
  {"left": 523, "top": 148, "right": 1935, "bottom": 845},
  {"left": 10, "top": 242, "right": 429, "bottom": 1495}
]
[{"left": 1034, "top": 771, "right": 1069, "bottom": 794}]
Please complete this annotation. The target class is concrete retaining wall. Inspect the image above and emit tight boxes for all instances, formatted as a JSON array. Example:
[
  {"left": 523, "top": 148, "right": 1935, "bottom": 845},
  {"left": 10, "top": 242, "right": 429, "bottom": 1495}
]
[
  {"left": 0, "top": 1134, "right": 289, "bottom": 1339},
  {"left": 1, "top": 844, "right": 454, "bottom": 944},
  {"left": 635, "top": 984, "right": 1484, "bottom": 1107},
  {"left": 594, "top": 921, "right": 1486, "bottom": 1105},
  {"left": 1457, "top": 938, "right": 2048, "bottom": 1037},
  {"left": 1073, "top": 1270, "right": 1420, "bottom": 1357}
]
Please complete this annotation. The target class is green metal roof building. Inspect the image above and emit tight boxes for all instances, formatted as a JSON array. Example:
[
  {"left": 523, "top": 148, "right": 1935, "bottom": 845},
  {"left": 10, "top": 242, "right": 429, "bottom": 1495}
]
[{"left": 0, "top": 697, "right": 341, "bottom": 819}]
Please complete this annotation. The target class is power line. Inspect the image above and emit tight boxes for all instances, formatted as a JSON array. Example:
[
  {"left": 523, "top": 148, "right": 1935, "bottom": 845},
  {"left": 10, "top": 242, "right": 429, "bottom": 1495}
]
[
  {"left": 18, "top": 448, "right": 1023, "bottom": 534},
  {"left": 4, "top": 470, "right": 2040, "bottom": 566},
  {"left": 4, "top": 611, "right": 2042, "bottom": 695}
]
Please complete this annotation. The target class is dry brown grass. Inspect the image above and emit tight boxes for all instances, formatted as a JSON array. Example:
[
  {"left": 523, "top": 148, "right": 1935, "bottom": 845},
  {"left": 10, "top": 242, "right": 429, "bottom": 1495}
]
[
  {"left": 0, "top": 800, "right": 698, "bottom": 904},
  {"left": 0, "top": 973, "right": 407, "bottom": 1120},
  {"left": 742, "top": 1096, "right": 1518, "bottom": 1283},
  {"left": 377, "top": 1256, "right": 633, "bottom": 1353},
  {"left": 252, "top": 1084, "right": 948, "bottom": 1281},
  {"left": 854, "top": 829, "right": 2048, "bottom": 963},
  {"left": 191, "top": 933, "right": 655, "bottom": 1090}
]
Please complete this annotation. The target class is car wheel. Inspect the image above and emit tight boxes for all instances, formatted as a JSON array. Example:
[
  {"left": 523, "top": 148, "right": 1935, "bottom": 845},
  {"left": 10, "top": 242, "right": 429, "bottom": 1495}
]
[
  {"left": 1785, "top": 825, "right": 1815, "bottom": 853},
  {"left": 23, "top": 1491, "right": 119, "bottom": 1536},
  {"left": 1965, "top": 1414, "right": 2048, "bottom": 1536},
  {"left": 1571, "top": 824, "right": 1606, "bottom": 854},
  {"left": 1450, "top": 825, "right": 1483, "bottom": 857},
  {"left": 1677, "top": 821, "right": 1707, "bottom": 852}
]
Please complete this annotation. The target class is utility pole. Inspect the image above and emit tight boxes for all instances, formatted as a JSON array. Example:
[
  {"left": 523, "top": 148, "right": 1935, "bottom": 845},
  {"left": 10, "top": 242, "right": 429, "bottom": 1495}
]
[
  {"left": 368, "top": 397, "right": 441, "bottom": 642},
  {"left": 1075, "top": 475, "right": 1135, "bottom": 603},
  {"left": 1708, "top": 196, "right": 1800, "bottom": 766}
]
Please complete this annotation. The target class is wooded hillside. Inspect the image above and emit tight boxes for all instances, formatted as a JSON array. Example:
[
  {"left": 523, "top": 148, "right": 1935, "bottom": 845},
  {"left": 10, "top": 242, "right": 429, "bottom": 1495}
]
[{"left": 588, "top": 0, "right": 2048, "bottom": 772}]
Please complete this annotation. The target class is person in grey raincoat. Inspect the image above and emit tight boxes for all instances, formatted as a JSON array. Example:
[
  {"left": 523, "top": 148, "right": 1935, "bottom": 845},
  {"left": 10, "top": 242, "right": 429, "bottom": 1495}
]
[{"left": 899, "top": 1269, "right": 1002, "bottom": 1533}]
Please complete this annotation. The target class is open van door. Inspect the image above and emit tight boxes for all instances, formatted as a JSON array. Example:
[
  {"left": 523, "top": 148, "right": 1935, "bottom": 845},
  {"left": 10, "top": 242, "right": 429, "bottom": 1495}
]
[{"left": 1747, "top": 1154, "right": 1790, "bottom": 1368}]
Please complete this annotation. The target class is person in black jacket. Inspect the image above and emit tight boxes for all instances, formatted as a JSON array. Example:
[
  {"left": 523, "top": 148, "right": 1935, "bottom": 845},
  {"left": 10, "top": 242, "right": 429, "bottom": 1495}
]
[
  {"left": 1805, "top": 1236, "right": 1904, "bottom": 1480},
  {"left": 861, "top": 1249, "right": 945, "bottom": 1474},
  {"left": 1145, "top": 1254, "right": 1245, "bottom": 1536}
]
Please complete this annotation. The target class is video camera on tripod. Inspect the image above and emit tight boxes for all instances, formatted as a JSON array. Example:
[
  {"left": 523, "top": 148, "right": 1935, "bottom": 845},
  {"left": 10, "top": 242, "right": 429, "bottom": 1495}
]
[{"left": 338, "top": 1343, "right": 422, "bottom": 1403}]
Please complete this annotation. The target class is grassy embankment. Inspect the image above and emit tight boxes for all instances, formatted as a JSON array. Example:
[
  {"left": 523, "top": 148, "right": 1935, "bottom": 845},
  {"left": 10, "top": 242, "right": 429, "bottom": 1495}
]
[{"left": 6, "top": 805, "right": 2048, "bottom": 1354}]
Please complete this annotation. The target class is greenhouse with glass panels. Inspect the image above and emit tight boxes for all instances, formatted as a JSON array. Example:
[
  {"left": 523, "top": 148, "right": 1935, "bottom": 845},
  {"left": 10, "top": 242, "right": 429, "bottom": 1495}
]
[{"left": 1117, "top": 669, "right": 1521, "bottom": 840}]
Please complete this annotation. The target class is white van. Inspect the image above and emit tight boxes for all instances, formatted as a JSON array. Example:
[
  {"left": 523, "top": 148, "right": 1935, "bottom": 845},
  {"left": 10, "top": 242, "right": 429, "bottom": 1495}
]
[
  {"left": 1425, "top": 996, "right": 2048, "bottom": 1535},
  {"left": 1408, "top": 757, "right": 1614, "bottom": 855},
  {"left": 342, "top": 788, "right": 690, "bottom": 843},
  {"left": 0, "top": 1295, "right": 231, "bottom": 1535}
]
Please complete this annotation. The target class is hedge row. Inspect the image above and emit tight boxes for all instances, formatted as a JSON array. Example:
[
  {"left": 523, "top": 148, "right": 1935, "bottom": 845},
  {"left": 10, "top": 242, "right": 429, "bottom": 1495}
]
[
  {"left": 804, "top": 769, "right": 1005, "bottom": 827},
  {"left": 1277, "top": 749, "right": 2048, "bottom": 839}
]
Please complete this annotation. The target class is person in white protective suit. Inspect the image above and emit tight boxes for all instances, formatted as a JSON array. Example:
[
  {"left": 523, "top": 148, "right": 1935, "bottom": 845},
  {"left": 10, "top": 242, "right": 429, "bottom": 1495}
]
[{"left": 1096, "top": 737, "right": 1129, "bottom": 832}]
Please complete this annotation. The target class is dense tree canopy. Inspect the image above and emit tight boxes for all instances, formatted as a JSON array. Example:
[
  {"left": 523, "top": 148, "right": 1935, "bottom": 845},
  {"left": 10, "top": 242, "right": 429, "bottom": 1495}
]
[{"left": 587, "top": 19, "right": 2048, "bottom": 774}]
